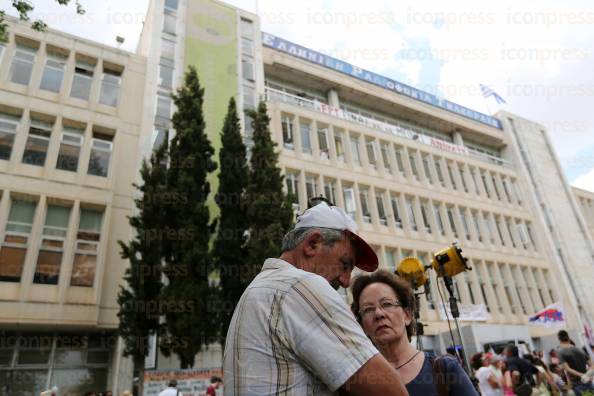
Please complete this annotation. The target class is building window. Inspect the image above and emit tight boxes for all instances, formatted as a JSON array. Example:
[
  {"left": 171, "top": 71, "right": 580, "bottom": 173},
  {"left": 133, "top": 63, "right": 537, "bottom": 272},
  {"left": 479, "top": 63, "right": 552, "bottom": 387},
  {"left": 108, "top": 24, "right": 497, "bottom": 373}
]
[
  {"left": 420, "top": 203, "right": 431, "bottom": 233},
  {"left": 526, "top": 223, "right": 536, "bottom": 248},
  {"left": 156, "top": 95, "right": 172, "bottom": 121},
  {"left": 33, "top": 205, "right": 70, "bottom": 285},
  {"left": 241, "top": 37, "right": 254, "bottom": 56},
  {"left": 422, "top": 156, "right": 432, "bottom": 183},
  {"left": 241, "top": 18, "right": 254, "bottom": 37},
  {"left": 408, "top": 153, "right": 419, "bottom": 180},
  {"left": 318, "top": 128, "right": 329, "bottom": 159},
  {"left": 22, "top": 118, "right": 53, "bottom": 166},
  {"left": 70, "top": 59, "right": 95, "bottom": 100},
  {"left": 481, "top": 172, "right": 491, "bottom": 198},
  {"left": 435, "top": 159, "right": 445, "bottom": 187},
  {"left": 512, "top": 180, "right": 523, "bottom": 206},
  {"left": 161, "top": 38, "right": 175, "bottom": 59},
  {"left": 295, "top": 122, "right": 310, "bottom": 154},
  {"left": 334, "top": 132, "right": 344, "bottom": 162},
  {"left": 163, "top": 13, "right": 177, "bottom": 34},
  {"left": 405, "top": 197, "right": 417, "bottom": 231},
  {"left": 394, "top": 147, "right": 405, "bottom": 175},
  {"left": 447, "top": 207, "right": 458, "bottom": 238},
  {"left": 159, "top": 58, "right": 174, "bottom": 89},
  {"left": 360, "top": 188, "right": 371, "bottom": 223},
  {"left": 517, "top": 221, "right": 530, "bottom": 250},
  {"left": 0, "top": 199, "right": 37, "bottom": 282},
  {"left": 323, "top": 179, "right": 336, "bottom": 205},
  {"left": 391, "top": 195, "right": 403, "bottom": 228},
  {"left": 88, "top": 132, "right": 113, "bottom": 177},
  {"left": 480, "top": 281, "right": 491, "bottom": 312},
  {"left": 0, "top": 113, "right": 20, "bottom": 161},
  {"left": 285, "top": 171, "right": 299, "bottom": 206},
  {"left": 164, "top": 0, "right": 178, "bottom": 11},
  {"left": 491, "top": 174, "right": 502, "bottom": 201},
  {"left": 243, "top": 85, "right": 256, "bottom": 109},
  {"left": 433, "top": 203, "right": 445, "bottom": 236},
  {"left": 152, "top": 127, "right": 169, "bottom": 153},
  {"left": 0, "top": 331, "right": 110, "bottom": 393},
  {"left": 471, "top": 168, "right": 481, "bottom": 195},
  {"left": 281, "top": 116, "right": 294, "bottom": 149},
  {"left": 70, "top": 208, "right": 103, "bottom": 287},
  {"left": 10, "top": 44, "right": 37, "bottom": 85},
  {"left": 472, "top": 212, "right": 482, "bottom": 242},
  {"left": 56, "top": 126, "right": 84, "bottom": 172},
  {"left": 376, "top": 194, "right": 387, "bottom": 226},
  {"left": 366, "top": 139, "right": 377, "bottom": 167},
  {"left": 483, "top": 213, "right": 495, "bottom": 244},
  {"left": 447, "top": 163, "right": 457, "bottom": 190},
  {"left": 40, "top": 51, "right": 67, "bottom": 92},
  {"left": 459, "top": 167, "right": 469, "bottom": 193},
  {"left": 380, "top": 143, "right": 391, "bottom": 173},
  {"left": 502, "top": 178, "right": 513, "bottom": 203},
  {"left": 305, "top": 175, "right": 316, "bottom": 202},
  {"left": 459, "top": 209, "right": 471, "bottom": 240},
  {"left": 496, "top": 218, "right": 506, "bottom": 246},
  {"left": 350, "top": 136, "right": 361, "bottom": 165},
  {"left": 242, "top": 59, "right": 255, "bottom": 81},
  {"left": 343, "top": 187, "right": 356, "bottom": 219},
  {"left": 506, "top": 219, "right": 517, "bottom": 248},
  {"left": 99, "top": 66, "right": 122, "bottom": 107}
]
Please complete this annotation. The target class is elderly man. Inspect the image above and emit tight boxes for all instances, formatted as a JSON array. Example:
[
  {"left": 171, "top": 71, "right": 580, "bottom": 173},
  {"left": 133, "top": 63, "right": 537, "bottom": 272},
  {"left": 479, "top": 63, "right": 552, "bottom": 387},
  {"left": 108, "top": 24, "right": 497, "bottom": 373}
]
[{"left": 223, "top": 203, "right": 408, "bottom": 396}]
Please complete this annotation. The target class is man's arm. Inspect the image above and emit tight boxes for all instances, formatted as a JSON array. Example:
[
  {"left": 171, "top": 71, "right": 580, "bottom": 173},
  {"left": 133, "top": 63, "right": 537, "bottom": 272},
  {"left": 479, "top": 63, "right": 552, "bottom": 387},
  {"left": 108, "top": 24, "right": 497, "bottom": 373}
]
[
  {"left": 561, "top": 362, "right": 585, "bottom": 378},
  {"left": 341, "top": 354, "right": 409, "bottom": 396}
]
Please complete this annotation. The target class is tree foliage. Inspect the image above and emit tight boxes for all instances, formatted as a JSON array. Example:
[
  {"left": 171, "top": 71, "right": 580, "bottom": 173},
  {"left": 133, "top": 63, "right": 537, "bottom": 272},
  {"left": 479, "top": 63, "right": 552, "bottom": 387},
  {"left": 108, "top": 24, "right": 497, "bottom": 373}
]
[
  {"left": 0, "top": 0, "right": 85, "bottom": 42},
  {"left": 212, "top": 98, "right": 249, "bottom": 344},
  {"left": 243, "top": 102, "right": 294, "bottom": 287},
  {"left": 117, "top": 142, "right": 167, "bottom": 392},
  {"left": 160, "top": 66, "right": 218, "bottom": 368}
]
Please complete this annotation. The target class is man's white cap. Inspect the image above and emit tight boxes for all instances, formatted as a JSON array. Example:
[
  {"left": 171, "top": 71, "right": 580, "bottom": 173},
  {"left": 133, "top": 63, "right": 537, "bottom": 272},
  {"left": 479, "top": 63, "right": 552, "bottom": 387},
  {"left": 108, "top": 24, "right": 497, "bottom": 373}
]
[{"left": 294, "top": 202, "right": 378, "bottom": 271}]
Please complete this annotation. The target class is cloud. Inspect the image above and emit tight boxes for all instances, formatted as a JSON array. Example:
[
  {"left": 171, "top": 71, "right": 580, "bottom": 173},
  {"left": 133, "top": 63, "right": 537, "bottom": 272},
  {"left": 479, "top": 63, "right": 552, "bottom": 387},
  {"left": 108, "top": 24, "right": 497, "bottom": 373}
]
[{"left": 572, "top": 167, "right": 594, "bottom": 193}]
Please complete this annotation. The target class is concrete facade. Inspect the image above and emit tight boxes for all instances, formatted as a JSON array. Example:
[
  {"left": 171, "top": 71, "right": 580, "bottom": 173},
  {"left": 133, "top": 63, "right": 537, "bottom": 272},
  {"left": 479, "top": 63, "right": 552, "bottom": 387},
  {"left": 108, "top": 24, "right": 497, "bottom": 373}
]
[{"left": 0, "top": 16, "right": 145, "bottom": 394}]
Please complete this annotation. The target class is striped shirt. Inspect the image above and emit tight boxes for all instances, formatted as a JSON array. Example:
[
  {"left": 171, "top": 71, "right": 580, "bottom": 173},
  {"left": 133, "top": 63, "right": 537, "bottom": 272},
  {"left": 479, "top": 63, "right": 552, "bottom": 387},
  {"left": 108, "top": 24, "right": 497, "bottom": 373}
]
[{"left": 223, "top": 258, "right": 378, "bottom": 396}]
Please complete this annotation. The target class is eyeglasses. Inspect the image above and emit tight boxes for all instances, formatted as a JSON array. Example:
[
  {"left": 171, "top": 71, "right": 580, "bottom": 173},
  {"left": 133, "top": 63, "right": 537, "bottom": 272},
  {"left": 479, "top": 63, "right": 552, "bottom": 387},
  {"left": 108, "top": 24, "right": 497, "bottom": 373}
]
[{"left": 358, "top": 299, "right": 402, "bottom": 319}]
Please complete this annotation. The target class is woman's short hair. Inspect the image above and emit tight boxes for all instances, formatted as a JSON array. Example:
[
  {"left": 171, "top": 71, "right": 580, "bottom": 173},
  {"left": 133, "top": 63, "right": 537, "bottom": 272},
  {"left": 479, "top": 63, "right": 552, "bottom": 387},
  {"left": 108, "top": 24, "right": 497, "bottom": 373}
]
[{"left": 350, "top": 269, "right": 416, "bottom": 341}]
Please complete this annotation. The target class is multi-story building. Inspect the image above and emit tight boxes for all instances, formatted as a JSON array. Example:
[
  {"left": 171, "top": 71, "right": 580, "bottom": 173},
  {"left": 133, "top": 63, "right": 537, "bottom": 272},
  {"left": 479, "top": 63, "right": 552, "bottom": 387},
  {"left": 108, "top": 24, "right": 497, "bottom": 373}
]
[
  {"left": 0, "top": 16, "right": 146, "bottom": 394},
  {"left": 137, "top": 0, "right": 594, "bottom": 369}
]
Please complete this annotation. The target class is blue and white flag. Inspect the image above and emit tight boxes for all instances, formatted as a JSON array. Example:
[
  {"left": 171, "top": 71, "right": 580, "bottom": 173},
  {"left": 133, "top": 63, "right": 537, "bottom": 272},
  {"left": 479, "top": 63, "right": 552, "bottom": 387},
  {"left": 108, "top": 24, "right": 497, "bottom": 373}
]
[
  {"left": 480, "top": 84, "right": 507, "bottom": 104},
  {"left": 529, "top": 302, "right": 566, "bottom": 327}
]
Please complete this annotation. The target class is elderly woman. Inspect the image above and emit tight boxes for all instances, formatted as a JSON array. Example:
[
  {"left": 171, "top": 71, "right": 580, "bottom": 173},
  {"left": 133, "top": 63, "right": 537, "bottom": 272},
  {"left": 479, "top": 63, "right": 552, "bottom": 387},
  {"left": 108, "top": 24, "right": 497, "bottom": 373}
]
[{"left": 351, "top": 270, "right": 477, "bottom": 396}]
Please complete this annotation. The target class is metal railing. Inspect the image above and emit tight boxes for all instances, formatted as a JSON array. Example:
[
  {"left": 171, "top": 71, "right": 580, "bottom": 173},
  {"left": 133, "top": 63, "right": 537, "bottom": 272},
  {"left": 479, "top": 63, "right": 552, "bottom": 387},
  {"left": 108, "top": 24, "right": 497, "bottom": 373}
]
[{"left": 265, "top": 87, "right": 511, "bottom": 167}]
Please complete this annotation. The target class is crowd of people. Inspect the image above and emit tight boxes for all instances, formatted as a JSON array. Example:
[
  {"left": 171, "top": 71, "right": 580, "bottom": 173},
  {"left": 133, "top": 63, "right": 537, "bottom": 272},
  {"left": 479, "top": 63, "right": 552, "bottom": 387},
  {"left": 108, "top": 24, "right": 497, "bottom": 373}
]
[{"left": 471, "top": 332, "right": 594, "bottom": 396}]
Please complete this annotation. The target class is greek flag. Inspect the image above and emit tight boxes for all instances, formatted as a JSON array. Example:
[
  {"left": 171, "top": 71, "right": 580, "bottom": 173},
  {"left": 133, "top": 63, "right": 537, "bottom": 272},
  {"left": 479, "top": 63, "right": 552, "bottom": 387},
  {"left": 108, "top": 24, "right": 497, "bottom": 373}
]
[{"left": 480, "top": 84, "right": 506, "bottom": 104}]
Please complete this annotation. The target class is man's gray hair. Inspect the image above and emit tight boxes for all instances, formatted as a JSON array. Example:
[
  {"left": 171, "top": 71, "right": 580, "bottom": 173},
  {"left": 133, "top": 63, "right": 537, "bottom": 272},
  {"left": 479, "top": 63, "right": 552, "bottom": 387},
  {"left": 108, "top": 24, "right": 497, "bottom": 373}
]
[{"left": 281, "top": 227, "right": 345, "bottom": 252}]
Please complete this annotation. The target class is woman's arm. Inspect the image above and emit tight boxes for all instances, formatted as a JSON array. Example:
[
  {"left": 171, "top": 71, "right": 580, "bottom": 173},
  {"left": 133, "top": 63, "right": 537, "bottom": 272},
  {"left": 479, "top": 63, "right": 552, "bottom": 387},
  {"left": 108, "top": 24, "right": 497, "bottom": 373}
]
[{"left": 486, "top": 373, "right": 500, "bottom": 389}]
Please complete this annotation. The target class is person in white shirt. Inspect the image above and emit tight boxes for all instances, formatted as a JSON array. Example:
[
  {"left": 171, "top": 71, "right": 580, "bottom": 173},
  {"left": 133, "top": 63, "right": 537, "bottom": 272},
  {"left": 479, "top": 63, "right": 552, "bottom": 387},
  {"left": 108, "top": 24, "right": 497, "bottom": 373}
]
[
  {"left": 159, "top": 380, "right": 179, "bottom": 396},
  {"left": 223, "top": 202, "right": 409, "bottom": 396},
  {"left": 472, "top": 352, "right": 503, "bottom": 396}
]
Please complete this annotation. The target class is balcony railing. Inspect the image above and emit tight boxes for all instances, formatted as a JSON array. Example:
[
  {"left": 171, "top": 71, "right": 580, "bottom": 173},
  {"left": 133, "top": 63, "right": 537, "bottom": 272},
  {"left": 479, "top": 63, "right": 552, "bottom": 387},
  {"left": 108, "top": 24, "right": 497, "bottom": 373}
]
[{"left": 265, "top": 87, "right": 510, "bottom": 167}]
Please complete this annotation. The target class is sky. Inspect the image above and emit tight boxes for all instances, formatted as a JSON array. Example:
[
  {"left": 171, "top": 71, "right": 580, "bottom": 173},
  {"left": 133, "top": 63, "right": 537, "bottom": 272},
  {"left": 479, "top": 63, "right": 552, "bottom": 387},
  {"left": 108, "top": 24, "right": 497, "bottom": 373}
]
[{"left": 4, "top": 0, "right": 594, "bottom": 192}]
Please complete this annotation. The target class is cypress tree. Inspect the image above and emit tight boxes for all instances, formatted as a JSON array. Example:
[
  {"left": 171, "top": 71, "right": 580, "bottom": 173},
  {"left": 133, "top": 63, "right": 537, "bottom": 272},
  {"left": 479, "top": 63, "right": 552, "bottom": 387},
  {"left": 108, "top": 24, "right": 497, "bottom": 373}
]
[
  {"left": 212, "top": 97, "right": 249, "bottom": 343},
  {"left": 117, "top": 142, "right": 167, "bottom": 394},
  {"left": 160, "top": 66, "right": 217, "bottom": 368},
  {"left": 243, "top": 101, "right": 294, "bottom": 286}
]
